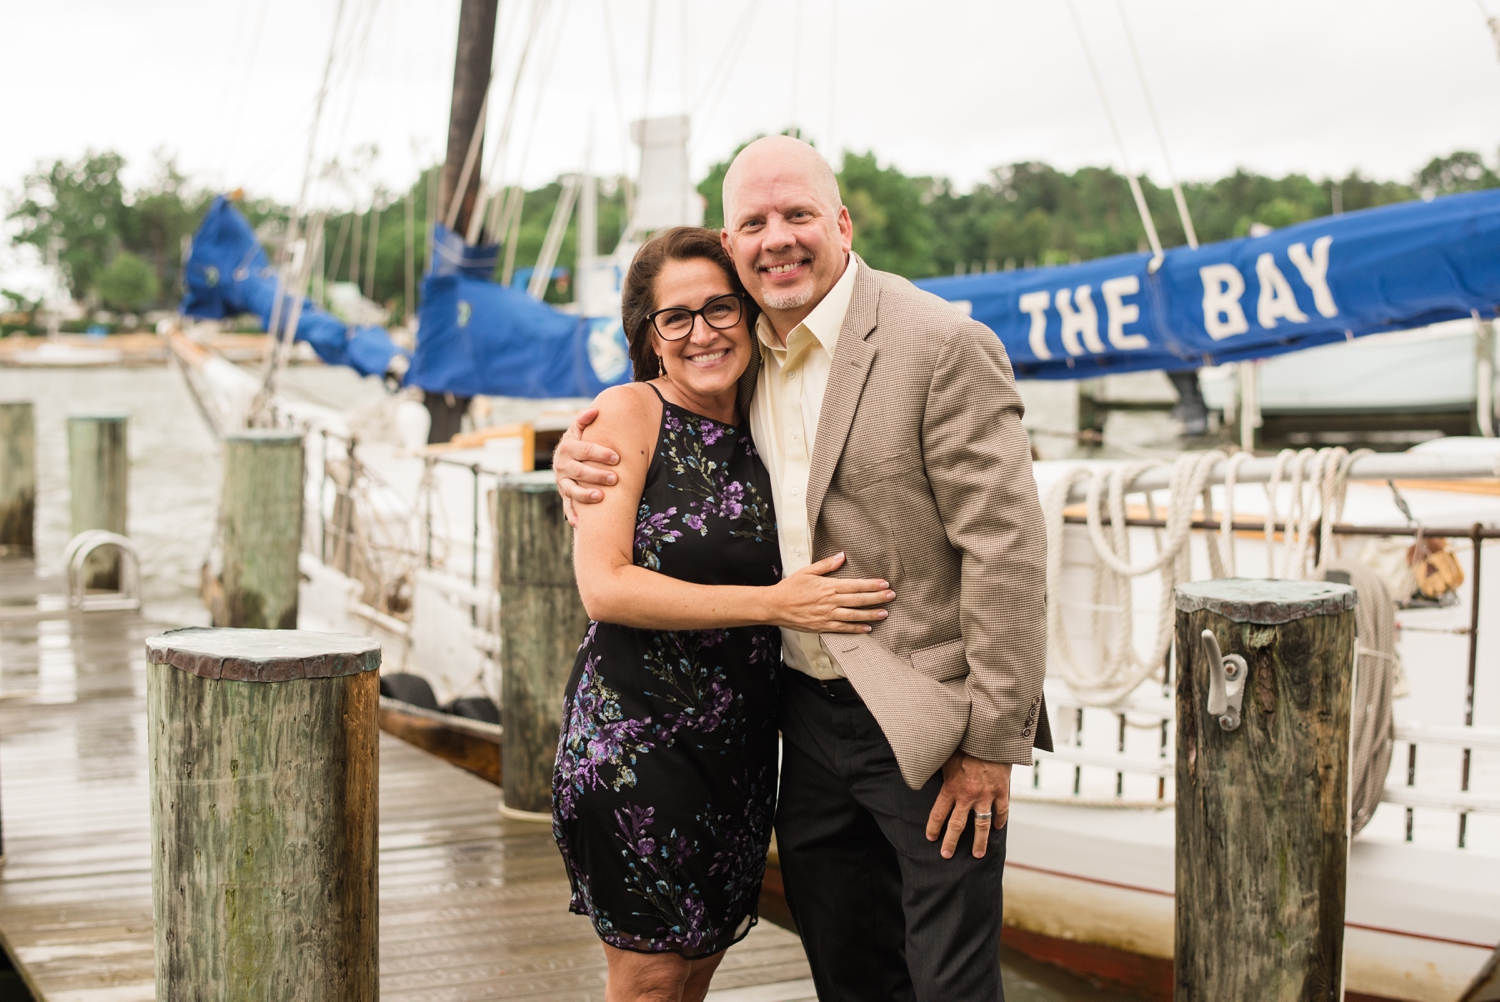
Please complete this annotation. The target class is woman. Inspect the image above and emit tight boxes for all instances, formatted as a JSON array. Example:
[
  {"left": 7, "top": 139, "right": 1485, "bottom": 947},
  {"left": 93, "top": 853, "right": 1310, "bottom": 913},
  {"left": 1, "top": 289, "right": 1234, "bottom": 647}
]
[{"left": 553, "top": 227, "right": 894, "bottom": 1002}]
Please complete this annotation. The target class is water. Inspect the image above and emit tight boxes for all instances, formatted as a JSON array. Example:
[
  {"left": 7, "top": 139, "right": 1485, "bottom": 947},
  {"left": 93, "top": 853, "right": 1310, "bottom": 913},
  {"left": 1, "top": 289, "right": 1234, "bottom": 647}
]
[
  {"left": 0, "top": 365, "right": 388, "bottom": 627},
  {"left": 0, "top": 362, "right": 1150, "bottom": 1000}
]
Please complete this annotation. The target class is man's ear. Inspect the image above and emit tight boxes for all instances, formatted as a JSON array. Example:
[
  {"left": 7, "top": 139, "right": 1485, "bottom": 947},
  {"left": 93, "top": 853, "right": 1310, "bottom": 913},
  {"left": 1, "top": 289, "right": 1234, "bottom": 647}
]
[
  {"left": 837, "top": 206, "right": 854, "bottom": 254},
  {"left": 720, "top": 227, "right": 732, "bottom": 255}
]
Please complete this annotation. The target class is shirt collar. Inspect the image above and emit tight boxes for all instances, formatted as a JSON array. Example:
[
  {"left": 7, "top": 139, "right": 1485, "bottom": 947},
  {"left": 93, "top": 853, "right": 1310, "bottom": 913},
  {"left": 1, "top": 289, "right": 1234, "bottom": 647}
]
[{"left": 756, "top": 254, "right": 858, "bottom": 356}]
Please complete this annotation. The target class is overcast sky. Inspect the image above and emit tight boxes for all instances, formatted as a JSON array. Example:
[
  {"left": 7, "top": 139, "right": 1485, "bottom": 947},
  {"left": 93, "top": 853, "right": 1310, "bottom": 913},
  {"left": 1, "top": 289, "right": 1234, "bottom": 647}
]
[{"left": 6, "top": 1, "right": 1500, "bottom": 222}]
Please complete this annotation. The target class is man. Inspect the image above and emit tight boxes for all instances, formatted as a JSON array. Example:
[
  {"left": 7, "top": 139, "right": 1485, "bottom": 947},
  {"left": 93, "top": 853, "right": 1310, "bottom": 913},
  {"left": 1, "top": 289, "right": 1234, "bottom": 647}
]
[{"left": 554, "top": 135, "right": 1050, "bottom": 1000}]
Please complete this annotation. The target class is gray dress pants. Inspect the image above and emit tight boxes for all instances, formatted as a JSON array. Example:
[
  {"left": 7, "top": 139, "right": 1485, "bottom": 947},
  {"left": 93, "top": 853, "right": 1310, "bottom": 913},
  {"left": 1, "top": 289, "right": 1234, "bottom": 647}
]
[{"left": 775, "top": 669, "right": 1006, "bottom": 1002}]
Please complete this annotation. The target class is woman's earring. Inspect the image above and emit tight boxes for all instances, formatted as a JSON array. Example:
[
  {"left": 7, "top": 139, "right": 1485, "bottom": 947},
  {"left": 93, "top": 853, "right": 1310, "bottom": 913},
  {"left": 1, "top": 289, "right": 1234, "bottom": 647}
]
[{"left": 657, "top": 355, "right": 665, "bottom": 377}]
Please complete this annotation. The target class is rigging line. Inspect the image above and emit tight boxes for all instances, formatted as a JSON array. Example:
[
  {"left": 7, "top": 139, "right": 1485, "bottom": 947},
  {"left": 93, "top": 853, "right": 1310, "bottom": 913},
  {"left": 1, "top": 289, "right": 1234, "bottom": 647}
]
[
  {"left": 319, "top": 0, "right": 389, "bottom": 203},
  {"left": 1114, "top": 0, "right": 1197, "bottom": 249},
  {"left": 642, "top": 0, "right": 658, "bottom": 122},
  {"left": 681, "top": 0, "right": 691, "bottom": 110},
  {"left": 446, "top": 0, "right": 520, "bottom": 235},
  {"left": 491, "top": 0, "right": 564, "bottom": 188},
  {"left": 1064, "top": 0, "right": 1163, "bottom": 268},
  {"left": 467, "top": 0, "right": 553, "bottom": 206},
  {"left": 268, "top": 0, "right": 352, "bottom": 358},
  {"left": 690, "top": 0, "right": 757, "bottom": 120},
  {"left": 690, "top": 0, "right": 761, "bottom": 124},
  {"left": 827, "top": 0, "right": 838, "bottom": 154},
  {"left": 467, "top": 0, "right": 558, "bottom": 243},
  {"left": 790, "top": 0, "right": 801, "bottom": 130},
  {"left": 218, "top": 0, "right": 272, "bottom": 174},
  {"left": 510, "top": 0, "right": 576, "bottom": 187},
  {"left": 599, "top": 0, "right": 635, "bottom": 191}
]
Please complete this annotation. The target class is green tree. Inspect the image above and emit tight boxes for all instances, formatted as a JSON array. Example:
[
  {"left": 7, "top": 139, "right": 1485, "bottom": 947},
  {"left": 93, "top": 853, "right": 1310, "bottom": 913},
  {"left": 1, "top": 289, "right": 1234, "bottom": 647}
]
[
  {"left": 838, "top": 152, "right": 938, "bottom": 278},
  {"left": 1415, "top": 150, "right": 1500, "bottom": 198},
  {"left": 8, "top": 151, "right": 130, "bottom": 302},
  {"left": 97, "top": 252, "right": 159, "bottom": 310}
]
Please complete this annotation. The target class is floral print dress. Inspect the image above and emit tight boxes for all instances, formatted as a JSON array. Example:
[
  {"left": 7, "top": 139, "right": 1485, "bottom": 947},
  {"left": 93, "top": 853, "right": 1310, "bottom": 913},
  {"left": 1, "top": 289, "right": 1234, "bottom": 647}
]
[{"left": 552, "top": 386, "right": 781, "bottom": 958}]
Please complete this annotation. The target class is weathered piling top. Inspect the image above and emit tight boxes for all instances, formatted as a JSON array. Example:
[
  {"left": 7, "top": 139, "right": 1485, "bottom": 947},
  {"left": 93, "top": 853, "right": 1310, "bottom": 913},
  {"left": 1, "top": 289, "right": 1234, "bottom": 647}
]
[
  {"left": 1175, "top": 578, "right": 1356, "bottom": 624},
  {"left": 223, "top": 429, "right": 302, "bottom": 444},
  {"left": 145, "top": 626, "right": 381, "bottom": 682}
]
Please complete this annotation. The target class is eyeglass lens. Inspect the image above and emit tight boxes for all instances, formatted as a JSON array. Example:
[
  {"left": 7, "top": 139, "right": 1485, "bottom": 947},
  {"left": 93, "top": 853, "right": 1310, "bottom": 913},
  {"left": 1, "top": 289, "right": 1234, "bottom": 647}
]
[{"left": 654, "top": 295, "right": 743, "bottom": 339}]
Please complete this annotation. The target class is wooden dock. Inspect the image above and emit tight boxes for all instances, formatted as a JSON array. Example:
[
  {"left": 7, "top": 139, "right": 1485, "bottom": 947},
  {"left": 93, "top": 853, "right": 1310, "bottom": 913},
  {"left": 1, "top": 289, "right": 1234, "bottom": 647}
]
[{"left": 0, "top": 560, "right": 813, "bottom": 1000}]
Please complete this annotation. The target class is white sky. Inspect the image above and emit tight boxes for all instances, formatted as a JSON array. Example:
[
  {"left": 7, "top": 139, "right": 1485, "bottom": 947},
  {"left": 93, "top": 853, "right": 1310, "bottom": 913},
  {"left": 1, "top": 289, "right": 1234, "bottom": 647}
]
[{"left": 4, "top": 1, "right": 1500, "bottom": 240}]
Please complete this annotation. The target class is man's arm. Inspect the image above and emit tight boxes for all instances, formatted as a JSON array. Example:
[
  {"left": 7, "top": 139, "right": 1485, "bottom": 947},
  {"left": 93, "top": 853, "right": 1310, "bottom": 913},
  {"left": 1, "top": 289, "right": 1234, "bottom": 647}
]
[
  {"left": 920, "top": 314, "right": 1048, "bottom": 858},
  {"left": 553, "top": 407, "right": 621, "bottom": 525}
]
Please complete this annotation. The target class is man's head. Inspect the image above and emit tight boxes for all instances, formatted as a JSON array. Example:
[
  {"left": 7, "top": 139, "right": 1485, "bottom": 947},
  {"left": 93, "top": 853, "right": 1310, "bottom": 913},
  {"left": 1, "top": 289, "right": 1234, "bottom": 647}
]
[{"left": 720, "top": 135, "right": 853, "bottom": 336}]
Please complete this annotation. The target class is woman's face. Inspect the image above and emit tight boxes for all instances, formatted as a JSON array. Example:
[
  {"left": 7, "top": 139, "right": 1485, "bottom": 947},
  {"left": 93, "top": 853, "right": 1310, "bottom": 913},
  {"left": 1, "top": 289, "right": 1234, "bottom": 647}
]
[{"left": 650, "top": 257, "right": 752, "bottom": 401}]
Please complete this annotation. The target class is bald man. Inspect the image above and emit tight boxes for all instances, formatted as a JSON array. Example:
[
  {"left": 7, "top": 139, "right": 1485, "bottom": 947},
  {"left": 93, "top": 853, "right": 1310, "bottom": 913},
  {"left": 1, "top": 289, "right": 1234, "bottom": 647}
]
[{"left": 556, "top": 136, "right": 1050, "bottom": 1001}]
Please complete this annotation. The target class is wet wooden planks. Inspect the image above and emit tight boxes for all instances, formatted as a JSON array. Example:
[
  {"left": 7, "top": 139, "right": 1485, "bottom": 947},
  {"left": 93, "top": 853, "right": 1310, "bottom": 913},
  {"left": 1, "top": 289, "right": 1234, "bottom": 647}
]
[{"left": 0, "top": 561, "right": 811, "bottom": 1000}]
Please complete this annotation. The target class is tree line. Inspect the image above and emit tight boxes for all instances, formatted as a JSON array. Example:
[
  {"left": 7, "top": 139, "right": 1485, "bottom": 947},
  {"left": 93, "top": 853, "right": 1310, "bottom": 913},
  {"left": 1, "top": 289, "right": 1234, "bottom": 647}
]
[{"left": 5, "top": 144, "right": 1497, "bottom": 330}]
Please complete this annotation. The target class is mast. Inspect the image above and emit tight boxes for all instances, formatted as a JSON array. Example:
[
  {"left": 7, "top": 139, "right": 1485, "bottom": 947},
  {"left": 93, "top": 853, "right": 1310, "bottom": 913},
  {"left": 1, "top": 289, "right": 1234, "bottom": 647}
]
[{"left": 439, "top": 0, "right": 500, "bottom": 237}]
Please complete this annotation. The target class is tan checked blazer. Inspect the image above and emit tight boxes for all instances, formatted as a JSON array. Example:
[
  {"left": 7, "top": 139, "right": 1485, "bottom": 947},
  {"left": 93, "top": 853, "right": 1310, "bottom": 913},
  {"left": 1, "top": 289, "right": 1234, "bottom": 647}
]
[{"left": 739, "top": 255, "right": 1052, "bottom": 789}]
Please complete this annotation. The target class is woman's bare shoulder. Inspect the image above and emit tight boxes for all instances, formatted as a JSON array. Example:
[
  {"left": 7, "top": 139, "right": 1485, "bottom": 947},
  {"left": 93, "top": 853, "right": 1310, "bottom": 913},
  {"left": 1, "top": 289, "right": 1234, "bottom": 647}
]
[{"left": 583, "top": 382, "right": 661, "bottom": 450}]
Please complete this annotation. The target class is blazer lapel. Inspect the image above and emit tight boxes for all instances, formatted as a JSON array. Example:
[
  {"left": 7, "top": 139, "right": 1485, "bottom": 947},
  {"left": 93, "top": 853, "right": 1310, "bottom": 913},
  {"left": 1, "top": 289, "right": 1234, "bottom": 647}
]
[
  {"left": 736, "top": 333, "right": 761, "bottom": 420},
  {"left": 805, "top": 258, "right": 880, "bottom": 531}
]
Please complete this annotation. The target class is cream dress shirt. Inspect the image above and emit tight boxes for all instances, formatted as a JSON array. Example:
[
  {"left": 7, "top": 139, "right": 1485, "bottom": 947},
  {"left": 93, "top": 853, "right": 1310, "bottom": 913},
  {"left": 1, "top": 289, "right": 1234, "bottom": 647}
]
[{"left": 748, "top": 255, "right": 858, "bottom": 680}]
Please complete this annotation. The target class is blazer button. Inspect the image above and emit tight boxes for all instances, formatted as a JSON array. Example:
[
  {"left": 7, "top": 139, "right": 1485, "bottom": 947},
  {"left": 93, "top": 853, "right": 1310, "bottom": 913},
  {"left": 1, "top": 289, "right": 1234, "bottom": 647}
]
[{"left": 1022, "top": 728, "right": 1033, "bottom": 738}]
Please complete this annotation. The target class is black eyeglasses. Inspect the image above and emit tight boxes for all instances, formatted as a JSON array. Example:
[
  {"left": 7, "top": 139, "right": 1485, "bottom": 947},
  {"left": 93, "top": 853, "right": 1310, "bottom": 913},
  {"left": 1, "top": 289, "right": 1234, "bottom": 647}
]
[{"left": 647, "top": 293, "right": 746, "bottom": 341}]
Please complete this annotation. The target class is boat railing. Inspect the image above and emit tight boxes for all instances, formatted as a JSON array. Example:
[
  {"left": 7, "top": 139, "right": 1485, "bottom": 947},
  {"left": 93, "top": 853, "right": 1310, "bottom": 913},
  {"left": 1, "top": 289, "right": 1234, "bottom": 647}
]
[
  {"left": 304, "top": 426, "right": 512, "bottom": 597},
  {"left": 1034, "top": 515, "right": 1499, "bottom": 849}
]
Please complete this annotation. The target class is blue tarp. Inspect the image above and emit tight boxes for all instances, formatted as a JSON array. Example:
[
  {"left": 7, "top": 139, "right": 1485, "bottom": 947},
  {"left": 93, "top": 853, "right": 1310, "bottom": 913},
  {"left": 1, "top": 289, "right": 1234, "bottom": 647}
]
[
  {"left": 915, "top": 188, "right": 1500, "bottom": 379},
  {"left": 406, "top": 273, "right": 630, "bottom": 398},
  {"left": 181, "top": 197, "right": 406, "bottom": 378}
]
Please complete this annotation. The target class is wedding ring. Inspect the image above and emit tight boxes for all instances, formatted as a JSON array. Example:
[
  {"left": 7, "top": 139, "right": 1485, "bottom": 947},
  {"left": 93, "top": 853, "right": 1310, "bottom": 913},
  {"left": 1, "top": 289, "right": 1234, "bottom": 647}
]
[{"left": 975, "top": 811, "right": 993, "bottom": 820}]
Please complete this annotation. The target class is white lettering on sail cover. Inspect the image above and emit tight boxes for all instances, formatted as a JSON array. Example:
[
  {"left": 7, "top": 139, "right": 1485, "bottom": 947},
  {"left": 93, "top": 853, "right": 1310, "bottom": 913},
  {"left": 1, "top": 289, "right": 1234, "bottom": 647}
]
[
  {"left": 1287, "top": 236, "right": 1338, "bottom": 318},
  {"left": 1056, "top": 286, "right": 1104, "bottom": 356},
  {"left": 1200, "top": 264, "right": 1250, "bottom": 339},
  {"left": 1101, "top": 276, "right": 1148, "bottom": 350},
  {"left": 1019, "top": 290, "right": 1052, "bottom": 359},
  {"left": 1256, "top": 252, "right": 1310, "bottom": 328}
]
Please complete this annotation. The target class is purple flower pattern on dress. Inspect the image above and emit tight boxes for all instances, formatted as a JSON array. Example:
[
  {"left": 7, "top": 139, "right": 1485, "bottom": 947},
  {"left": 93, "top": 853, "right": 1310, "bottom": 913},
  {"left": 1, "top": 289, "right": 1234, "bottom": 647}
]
[
  {"left": 634, "top": 505, "right": 682, "bottom": 570},
  {"left": 553, "top": 626, "right": 655, "bottom": 821},
  {"left": 552, "top": 396, "right": 780, "bottom": 957}
]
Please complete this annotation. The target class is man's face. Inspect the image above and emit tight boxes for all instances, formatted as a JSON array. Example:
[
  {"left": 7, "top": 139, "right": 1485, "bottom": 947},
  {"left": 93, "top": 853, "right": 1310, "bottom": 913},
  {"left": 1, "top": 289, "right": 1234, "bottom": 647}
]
[{"left": 721, "top": 165, "right": 853, "bottom": 333}]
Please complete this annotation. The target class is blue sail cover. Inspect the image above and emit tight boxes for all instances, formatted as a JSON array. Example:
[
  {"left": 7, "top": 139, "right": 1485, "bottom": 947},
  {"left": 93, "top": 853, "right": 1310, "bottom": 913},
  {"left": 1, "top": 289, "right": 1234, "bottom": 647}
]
[
  {"left": 915, "top": 188, "right": 1500, "bottom": 379},
  {"left": 181, "top": 197, "right": 406, "bottom": 377},
  {"left": 406, "top": 273, "right": 630, "bottom": 398}
]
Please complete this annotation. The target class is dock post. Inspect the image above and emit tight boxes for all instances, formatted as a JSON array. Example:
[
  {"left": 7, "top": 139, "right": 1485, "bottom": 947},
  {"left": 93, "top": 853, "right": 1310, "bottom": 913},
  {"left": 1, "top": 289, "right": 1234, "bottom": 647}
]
[
  {"left": 1173, "top": 579, "right": 1357, "bottom": 1000},
  {"left": 0, "top": 402, "right": 35, "bottom": 556},
  {"left": 217, "top": 430, "right": 304, "bottom": 629},
  {"left": 67, "top": 413, "right": 128, "bottom": 588},
  {"left": 146, "top": 627, "right": 381, "bottom": 1000},
  {"left": 495, "top": 476, "right": 589, "bottom": 817}
]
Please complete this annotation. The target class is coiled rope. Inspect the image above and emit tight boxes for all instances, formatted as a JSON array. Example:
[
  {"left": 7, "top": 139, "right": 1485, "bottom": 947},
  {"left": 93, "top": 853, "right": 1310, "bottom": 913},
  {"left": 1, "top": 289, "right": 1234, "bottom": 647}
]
[{"left": 1044, "top": 446, "right": 1374, "bottom": 704}]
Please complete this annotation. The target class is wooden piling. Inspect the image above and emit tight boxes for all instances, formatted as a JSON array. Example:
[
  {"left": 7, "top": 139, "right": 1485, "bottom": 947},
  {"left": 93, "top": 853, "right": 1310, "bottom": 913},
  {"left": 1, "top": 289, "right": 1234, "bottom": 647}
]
[
  {"left": 218, "top": 430, "right": 304, "bottom": 629},
  {"left": 146, "top": 627, "right": 381, "bottom": 1000},
  {"left": 0, "top": 402, "right": 34, "bottom": 556},
  {"left": 1173, "top": 578, "right": 1357, "bottom": 1001},
  {"left": 67, "top": 413, "right": 128, "bottom": 588},
  {"left": 494, "top": 476, "right": 589, "bottom": 816}
]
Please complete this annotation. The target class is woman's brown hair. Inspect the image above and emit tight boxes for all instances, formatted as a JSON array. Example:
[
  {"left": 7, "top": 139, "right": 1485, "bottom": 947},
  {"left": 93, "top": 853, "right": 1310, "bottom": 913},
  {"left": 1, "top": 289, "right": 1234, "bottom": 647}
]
[{"left": 620, "top": 226, "right": 755, "bottom": 381}]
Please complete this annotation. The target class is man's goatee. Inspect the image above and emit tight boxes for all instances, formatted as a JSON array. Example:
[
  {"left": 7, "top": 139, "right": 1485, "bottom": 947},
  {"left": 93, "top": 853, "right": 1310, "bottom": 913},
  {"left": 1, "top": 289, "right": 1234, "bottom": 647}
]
[{"left": 763, "top": 287, "right": 814, "bottom": 310}]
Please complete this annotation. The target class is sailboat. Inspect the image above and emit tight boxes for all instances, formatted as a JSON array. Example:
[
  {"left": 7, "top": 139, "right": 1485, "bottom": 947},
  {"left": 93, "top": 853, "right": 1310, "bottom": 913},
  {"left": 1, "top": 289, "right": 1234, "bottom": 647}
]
[{"left": 161, "top": 4, "right": 1500, "bottom": 998}]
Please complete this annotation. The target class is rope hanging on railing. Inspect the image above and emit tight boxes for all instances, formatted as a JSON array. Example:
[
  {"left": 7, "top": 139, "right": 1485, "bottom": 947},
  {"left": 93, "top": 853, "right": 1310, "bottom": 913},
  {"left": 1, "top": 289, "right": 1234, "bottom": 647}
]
[{"left": 1043, "top": 445, "right": 1374, "bottom": 707}]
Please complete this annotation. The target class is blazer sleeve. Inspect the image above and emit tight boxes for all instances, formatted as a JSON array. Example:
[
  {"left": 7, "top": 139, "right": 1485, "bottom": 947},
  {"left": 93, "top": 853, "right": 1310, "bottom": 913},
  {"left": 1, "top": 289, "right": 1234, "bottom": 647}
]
[{"left": 921, "top": 314, "right": 1049, "bottom": 765}]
